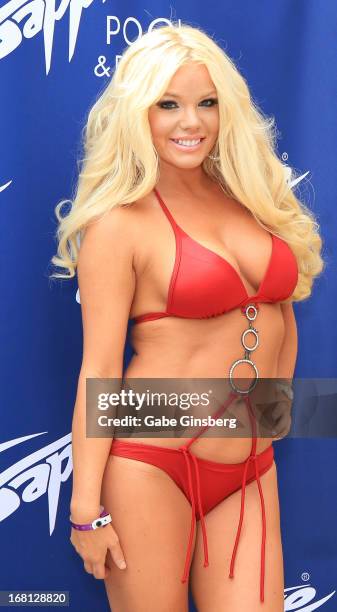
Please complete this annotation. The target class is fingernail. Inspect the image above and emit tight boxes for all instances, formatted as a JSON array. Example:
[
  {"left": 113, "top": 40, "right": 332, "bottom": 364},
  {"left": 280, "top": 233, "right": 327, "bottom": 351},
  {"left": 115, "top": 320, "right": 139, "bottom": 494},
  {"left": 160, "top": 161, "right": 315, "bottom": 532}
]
[{"left": 118, "top": 561, "right": 127, "bottom": 569}]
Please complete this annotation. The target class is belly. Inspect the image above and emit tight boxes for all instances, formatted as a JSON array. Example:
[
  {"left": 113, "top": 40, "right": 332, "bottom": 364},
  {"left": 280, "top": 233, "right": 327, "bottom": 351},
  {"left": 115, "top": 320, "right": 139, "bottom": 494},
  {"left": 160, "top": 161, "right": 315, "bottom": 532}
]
[{"left": 117, "top": 303, "right": 285, "bottom": 461}]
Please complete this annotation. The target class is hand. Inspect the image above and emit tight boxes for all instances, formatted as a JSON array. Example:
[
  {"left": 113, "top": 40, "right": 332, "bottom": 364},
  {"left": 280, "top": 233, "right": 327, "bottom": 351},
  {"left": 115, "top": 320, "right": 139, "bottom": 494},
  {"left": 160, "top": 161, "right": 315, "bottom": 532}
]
[
  {"left": 252, "top": 384, "right": 293, "bottom": 440},
  {"left": 269, "top": 392, "right": 292, "bottom": 440},
  {"left": 70, "top": 509, "right": 127, "bottom": 579}
]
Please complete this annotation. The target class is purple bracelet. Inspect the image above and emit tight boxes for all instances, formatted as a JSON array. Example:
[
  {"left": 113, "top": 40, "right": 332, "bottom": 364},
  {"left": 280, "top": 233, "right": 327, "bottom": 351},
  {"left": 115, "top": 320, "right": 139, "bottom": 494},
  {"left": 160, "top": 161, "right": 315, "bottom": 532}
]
[{"left": 70, "top": 507, "right": 112, "bottom": 531}]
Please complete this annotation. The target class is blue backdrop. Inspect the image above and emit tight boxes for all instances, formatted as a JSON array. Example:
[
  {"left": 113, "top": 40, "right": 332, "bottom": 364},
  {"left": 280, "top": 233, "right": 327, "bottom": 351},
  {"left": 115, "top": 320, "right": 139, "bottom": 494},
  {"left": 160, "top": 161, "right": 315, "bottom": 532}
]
[{"left": 1, "top": 2, "right": 336, "bottom": 611}]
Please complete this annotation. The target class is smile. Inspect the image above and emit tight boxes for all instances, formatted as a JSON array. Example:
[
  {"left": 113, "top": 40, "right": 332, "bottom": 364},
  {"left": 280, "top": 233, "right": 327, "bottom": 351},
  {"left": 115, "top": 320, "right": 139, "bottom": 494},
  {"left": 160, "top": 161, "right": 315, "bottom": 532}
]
[{"left": 170, "top": 138, "right": 205, "bottom": 150}]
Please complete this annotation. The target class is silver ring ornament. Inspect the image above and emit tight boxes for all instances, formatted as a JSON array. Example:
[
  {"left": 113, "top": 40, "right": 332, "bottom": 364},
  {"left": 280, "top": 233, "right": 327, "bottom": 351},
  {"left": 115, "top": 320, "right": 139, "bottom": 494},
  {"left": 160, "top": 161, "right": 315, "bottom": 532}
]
[
  {"left": 229, "top": 358, "right": 259, "bottom": 394},
  {"left": 244, "top": 304, "right": 258, "bottom": 321},
  {"left": 241, "top": 328, "right": 259, "bottom": 352}
]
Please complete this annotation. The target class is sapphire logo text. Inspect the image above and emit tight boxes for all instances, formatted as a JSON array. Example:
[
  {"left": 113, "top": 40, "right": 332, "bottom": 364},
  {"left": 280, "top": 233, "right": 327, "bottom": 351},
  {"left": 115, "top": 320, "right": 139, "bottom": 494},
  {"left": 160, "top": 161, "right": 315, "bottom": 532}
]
[
  {"left": 0, "top": 432, "right": 72, "bottom": 534},
  {"left": 284, "top": 584, "right": 335, "bottom": 610},
  {"left": 0, "top": 0, "right": 96, "bottom": 74}
]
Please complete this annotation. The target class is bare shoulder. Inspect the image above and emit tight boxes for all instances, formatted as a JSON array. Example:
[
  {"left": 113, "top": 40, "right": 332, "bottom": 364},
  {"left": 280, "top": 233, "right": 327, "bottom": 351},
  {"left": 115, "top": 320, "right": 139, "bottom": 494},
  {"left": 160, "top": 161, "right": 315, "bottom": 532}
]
[
  {"left": 78, "top": 202, "right": 148, "bottom": 273},
  {"left": 81, "top": 202, "right": 142, "bottom": 246},
  {"left": 77, "top": 194, "right": 161, "bottom": 290}
]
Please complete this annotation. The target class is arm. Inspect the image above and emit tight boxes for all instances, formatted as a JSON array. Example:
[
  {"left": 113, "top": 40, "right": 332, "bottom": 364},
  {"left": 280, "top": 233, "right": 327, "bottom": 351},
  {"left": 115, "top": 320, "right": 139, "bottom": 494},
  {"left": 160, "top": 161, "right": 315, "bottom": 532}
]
[
  {"left": 70, "top": 207, "right": 136, "bottom": 522},
  {"left": 269, "top": 302, "right": 298, "bottom": 440},
  {"left": 277, "top": 302, "right": 298, "bottom": 380}
]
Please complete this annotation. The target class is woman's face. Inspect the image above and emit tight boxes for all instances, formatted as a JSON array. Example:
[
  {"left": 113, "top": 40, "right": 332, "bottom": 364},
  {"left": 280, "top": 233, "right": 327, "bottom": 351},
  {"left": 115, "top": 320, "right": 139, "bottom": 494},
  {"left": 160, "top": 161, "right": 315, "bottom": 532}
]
[{"left": 148, "top": 63, "right": 219, "bottom": 169}]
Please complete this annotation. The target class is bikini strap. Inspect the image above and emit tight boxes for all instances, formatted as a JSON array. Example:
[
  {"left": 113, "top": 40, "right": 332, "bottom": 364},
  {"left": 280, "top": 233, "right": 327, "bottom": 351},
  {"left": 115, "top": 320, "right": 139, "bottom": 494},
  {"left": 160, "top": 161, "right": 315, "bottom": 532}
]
[{"left": 153, "top": 188, "right": 181, "bottom": 232}]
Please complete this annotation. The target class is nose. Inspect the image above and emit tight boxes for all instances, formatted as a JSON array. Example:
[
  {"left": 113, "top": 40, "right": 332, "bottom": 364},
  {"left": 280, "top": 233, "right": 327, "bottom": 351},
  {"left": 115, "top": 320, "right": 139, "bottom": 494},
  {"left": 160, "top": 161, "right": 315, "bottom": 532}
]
[{"left": 179, "top": 105, "right": 202, "bottom": 130}]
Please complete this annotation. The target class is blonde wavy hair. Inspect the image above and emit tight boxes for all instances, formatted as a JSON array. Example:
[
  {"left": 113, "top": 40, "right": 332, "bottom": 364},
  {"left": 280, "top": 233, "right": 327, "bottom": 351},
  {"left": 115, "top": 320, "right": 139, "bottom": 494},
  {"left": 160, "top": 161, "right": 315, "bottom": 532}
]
[{"left": 50, "top": 22, "right": 324, "bottom": 303}]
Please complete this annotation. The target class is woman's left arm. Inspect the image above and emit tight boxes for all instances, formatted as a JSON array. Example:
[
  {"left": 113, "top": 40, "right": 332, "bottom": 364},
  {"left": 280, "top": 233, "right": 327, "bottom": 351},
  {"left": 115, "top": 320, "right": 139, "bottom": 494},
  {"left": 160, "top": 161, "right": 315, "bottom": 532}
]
[
  {"left": 252, "top": 303, "right": 298, "bottom": 438},
  {"left": 267, "top": 302, "right": 298, "bottom": 439},
  {"left": 277, "top": 302, "right": 298, "bottom": 380}
]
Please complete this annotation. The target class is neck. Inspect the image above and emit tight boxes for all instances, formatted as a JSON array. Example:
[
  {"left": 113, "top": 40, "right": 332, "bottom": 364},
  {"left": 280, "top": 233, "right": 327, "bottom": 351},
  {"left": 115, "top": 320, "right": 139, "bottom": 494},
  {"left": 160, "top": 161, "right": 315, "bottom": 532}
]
[{"left": 157, "top": 161, "right": 215, "bottom": 196}]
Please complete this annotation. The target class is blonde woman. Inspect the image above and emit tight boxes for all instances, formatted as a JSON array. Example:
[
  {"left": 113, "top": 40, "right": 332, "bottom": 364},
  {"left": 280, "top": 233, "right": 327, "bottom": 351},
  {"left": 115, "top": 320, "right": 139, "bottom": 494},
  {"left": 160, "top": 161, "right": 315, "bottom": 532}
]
[{"left": 51, "top": 23, "right": 324, "bottom": 612}]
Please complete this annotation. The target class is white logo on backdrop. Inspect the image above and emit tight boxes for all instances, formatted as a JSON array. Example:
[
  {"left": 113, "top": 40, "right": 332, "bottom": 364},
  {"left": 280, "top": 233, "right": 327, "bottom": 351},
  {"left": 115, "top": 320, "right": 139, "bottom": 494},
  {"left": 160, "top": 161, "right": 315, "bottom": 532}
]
[
  {"left": 283, "top": 165, "right": 310, "bottom": 189},
  {"left": 0, "top": 2, "right": 180, "bottom": 75},
  {"left": 0, "top": 432, "right": 72, "bottom": 534},
  {"left": 284, "top": 584, "right": 336, "bottom": 610},
  {"left": 0, "top": 179, "right": 12, "bottom": 193},
  {"left": 0, "top": 0, "right": 96, "bottom": 74}
]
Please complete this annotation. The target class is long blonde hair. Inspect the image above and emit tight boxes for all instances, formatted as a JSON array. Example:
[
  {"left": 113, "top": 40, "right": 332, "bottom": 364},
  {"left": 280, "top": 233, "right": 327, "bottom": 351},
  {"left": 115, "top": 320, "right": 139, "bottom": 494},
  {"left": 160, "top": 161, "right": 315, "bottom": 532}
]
[{"left": 50, "top": 22, "right": 324, "bottom": 303}]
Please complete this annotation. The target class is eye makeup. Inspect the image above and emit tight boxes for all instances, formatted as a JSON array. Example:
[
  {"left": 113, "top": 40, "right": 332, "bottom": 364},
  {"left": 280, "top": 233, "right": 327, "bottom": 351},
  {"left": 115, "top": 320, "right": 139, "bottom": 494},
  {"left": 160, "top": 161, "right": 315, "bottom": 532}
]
[{"left": 157, "top": 97, "right": 218, "bottom": 109}]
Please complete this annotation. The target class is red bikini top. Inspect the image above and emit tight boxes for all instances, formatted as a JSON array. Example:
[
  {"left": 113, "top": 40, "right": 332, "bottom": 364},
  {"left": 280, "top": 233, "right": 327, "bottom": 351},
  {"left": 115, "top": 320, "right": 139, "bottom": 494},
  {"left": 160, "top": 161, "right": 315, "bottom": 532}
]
[{"left": 131, "top": 188, "right": 298, "bottom": 324}]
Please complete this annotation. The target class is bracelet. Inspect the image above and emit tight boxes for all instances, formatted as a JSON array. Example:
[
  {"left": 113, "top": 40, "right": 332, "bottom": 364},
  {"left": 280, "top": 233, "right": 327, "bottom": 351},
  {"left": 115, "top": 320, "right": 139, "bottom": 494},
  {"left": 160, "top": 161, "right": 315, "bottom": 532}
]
[
  {"left": 70, "top": 506, "right": 112, "bottom": 531},
  {"left": 275, "top": 381, "right": 294, "bottom": 401}
]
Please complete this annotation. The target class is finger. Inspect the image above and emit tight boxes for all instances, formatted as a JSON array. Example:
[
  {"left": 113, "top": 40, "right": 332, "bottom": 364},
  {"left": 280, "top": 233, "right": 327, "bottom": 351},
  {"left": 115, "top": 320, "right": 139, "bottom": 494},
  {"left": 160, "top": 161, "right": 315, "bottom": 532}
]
[
  {"left": 275, "top": 405, "right": 292, "bottom": 426},
  {"left": 83, "top": 561, "right": 93, "bottom": 575},
  {"left": 273, "top": 397, "right": 292, "bottom": 419},
  {"left": 279, "top": 414, "right": 292, "bottom": 432},
  {"left": 104, "top": 563, "right": 111, "bottom": 578},
  {"left": 255, "top": 401, "right": 278, "bottom": 428},
  {"left": 258, "top": 403, "right": 279, "bottom": 432},
  {"left": 272, "top": 402, "right": 288, "bottom": 421},
  {"left": 109, "top": 541, "right": 127, "bottom": 570},
  {"left": 92, "top": 563, "right": 107, "bottom": 580},
  {"left": 272, "top": 416, "right": 292, "bottom": 438}
]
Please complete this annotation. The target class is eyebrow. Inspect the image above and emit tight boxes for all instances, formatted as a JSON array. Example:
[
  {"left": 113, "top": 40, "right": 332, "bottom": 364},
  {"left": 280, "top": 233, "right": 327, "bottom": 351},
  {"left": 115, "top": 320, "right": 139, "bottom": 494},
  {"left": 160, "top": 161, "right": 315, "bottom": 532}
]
[{"left": 161, "top": 90, "right": 217, "bottom": 98}]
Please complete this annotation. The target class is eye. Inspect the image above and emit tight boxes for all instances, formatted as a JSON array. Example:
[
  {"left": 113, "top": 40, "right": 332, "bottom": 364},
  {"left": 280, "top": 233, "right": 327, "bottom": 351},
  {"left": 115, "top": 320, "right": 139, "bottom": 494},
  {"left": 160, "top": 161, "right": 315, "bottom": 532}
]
[
  {"left": 157, "top": 98, "right": 218, "bottom": 109},
  {"left": 202, "top": 98, "right": 218, "bottom": 107},
  {"left": 157, "top": 100, "right": 177, "bottom": 109}
]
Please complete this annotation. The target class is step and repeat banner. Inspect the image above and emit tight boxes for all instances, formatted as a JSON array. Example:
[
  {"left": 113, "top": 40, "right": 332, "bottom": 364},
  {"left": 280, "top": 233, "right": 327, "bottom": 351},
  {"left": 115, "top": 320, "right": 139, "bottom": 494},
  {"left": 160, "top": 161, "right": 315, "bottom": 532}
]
[{"left": 1, "top": 2, "right": 336, "bottom": 610}]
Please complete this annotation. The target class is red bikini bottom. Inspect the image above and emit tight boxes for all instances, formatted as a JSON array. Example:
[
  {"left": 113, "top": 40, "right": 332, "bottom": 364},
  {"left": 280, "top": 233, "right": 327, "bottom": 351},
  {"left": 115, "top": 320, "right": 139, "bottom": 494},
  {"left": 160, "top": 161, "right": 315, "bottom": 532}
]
[{"left": 109, "top": 390, "right": 274, "bottom": 603}]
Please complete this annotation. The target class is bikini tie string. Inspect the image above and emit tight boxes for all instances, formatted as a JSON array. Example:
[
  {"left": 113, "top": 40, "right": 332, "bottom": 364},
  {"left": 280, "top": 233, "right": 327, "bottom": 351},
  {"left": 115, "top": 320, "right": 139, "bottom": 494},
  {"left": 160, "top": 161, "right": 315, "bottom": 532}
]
[
  {"left": 228, "top": 393, "right": 267, "bottom": 603},
  {"left": 179, "top": 445, "right": 209, "bottom": 583},
  {"left": 178, "top": 390, "right": 240, "bottom": 583},
  {"left": 178, "top": 389, "right": 267, "bottom": 603}
]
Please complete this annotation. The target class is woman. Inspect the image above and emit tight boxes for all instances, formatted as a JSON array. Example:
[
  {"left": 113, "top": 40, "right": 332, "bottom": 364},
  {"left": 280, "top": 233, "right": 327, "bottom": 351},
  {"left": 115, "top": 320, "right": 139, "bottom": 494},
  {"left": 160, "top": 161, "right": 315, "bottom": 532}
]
[{"left": 51, "top": 24, "right": 324, "bottom": 612}]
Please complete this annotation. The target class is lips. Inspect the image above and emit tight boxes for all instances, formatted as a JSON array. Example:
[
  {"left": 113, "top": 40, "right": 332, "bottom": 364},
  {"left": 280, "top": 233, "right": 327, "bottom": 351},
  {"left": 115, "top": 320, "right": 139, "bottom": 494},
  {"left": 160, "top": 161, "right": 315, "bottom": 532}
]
[
  {"left": 170, "top": 137, "right": 205, "bottom": 142},
  {"left": 169, "top": 138, "right": 206, "bottom": 152}
]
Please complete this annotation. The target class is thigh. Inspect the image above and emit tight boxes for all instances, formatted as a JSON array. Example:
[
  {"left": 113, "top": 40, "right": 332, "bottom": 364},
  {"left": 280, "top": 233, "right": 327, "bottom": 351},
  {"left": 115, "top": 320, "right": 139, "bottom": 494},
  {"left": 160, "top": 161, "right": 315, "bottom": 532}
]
[
  {"left": 190, "top": 461, "right": 284, "bottom": 612},
  {"left": 100, "top": 454, "right": 194, "bottom": 612}
]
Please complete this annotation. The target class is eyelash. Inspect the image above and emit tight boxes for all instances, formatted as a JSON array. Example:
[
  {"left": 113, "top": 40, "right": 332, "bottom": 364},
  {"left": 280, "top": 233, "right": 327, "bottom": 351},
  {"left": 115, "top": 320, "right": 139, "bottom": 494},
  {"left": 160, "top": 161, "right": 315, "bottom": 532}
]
[{"left": 158, "top": 98, "right": 218, "bottom": 109}]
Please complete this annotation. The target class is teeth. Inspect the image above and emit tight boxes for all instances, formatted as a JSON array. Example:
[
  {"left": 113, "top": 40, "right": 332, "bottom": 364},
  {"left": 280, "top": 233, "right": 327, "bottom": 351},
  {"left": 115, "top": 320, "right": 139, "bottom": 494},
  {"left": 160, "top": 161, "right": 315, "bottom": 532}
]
[{"left": 173, "top": 139, "right": 201, "bottom": 147}]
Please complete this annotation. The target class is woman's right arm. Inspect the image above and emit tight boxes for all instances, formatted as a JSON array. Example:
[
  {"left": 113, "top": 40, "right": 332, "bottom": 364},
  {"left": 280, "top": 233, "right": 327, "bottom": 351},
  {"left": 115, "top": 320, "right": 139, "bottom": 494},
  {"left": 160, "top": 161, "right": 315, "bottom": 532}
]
[{"left": 69, "top": 206, "right": 136, "bottom": 578}]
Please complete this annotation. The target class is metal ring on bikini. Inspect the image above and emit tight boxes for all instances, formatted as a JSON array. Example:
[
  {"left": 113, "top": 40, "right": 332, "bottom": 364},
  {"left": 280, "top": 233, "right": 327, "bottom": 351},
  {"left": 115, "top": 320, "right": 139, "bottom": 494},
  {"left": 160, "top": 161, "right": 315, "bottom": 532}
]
[
  {"left": 243, "top": 304, "right": 258, "bottom": 321},
  {"left": 241, "top": 328, "right": 259, "bottom": 352},
  {"left": 229, "top": 358, "right": 259, "bottom": 394}
]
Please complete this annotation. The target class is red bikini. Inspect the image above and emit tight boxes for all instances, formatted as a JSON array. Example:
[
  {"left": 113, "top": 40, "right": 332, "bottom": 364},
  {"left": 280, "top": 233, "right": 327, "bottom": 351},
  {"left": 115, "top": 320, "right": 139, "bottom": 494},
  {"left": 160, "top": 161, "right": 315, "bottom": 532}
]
[
  {"left": 132, "top": 187, "right": 298, "bottom": 324},
  {"left": 110, "top": 187, "right": 298, "bottom": 603}
]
